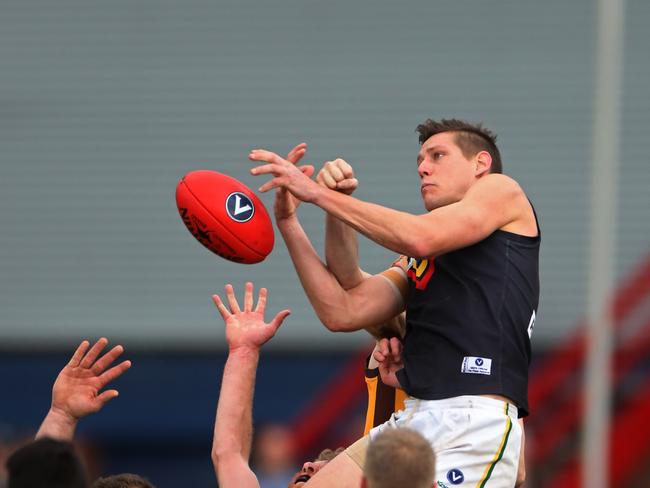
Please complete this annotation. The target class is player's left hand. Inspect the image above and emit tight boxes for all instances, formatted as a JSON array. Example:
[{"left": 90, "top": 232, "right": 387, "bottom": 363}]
[
  {"left": 374, "top": 337, "right": 404, "bottom": 389},
  {"left": 51, "top": 338, "right": 132, "bottom": 422},
  {"left": 249, "top": 148, "right": 321, "bottom": 203}
]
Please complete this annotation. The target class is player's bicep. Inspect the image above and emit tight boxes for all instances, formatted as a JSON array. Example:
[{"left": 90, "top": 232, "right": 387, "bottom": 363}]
[
  {"left": 345, "top": 270, "right": 406, "bottom": 330},
  {"left": 215, "top": 455, "right": 260, "bottom": 488}
]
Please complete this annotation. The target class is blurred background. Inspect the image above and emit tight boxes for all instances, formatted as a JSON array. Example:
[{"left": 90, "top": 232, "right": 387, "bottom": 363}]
[{"left": 1, "top": 0, "right": 648, "bottom": 486}]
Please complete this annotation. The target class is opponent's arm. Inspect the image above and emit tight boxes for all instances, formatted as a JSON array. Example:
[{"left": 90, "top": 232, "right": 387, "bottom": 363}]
[
  {"left": 250, "top": 150, "right": 529, "bottom": 258},
  {"left": 36, "top": 338, "right": 131, "bottom": 441},
  {"left": 211, "top": 283, "right": 290, "bottom": 488},
  {"left": 278, "top": 215, "right": 404, "bottom": 332}
]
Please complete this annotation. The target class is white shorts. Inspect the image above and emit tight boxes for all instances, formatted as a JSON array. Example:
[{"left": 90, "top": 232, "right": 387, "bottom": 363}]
[{"left": 349, "top": 395, "right": 521, "bottom": 488}]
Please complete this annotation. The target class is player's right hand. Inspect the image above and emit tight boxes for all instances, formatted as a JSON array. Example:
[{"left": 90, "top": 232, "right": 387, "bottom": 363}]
[
  {"left": 213, "top": 282, "right": 291, "bottom": 352},
  {"left": 316, "top": 158, "right": 358, "bottom": 195}
]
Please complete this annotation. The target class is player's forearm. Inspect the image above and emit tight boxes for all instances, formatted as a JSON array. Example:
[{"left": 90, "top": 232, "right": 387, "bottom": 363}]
[
  {"left": 325, "top": 214, "right": 365, "bottom": 289},
  {"left": 278, "top": 216, "right": 366, "bottom": 332},
  {"left": 36, "top": 408, "right": 78, "bottom": 441},
  {"left": 212, "top": 347, "right": 259, "bottom": 464},
  {"left": 313, "top": 188, "right": 432, "bottom": 258}
]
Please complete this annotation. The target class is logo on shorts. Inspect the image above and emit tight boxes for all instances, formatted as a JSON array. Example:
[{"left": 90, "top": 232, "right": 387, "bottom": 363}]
[
  {"left": 461, "top": 356, "right": 492, "bottom": 375},
  {"left": 225, "top": 192, "right": 254, "bottom": 223},
  {"left": 447, "top": 469, "right": 465, "bottom": 485}
]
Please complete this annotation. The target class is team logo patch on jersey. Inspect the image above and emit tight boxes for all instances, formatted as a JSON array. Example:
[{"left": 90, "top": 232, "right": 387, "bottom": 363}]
[
  {"left": 407, "top": 257, "right": 435, "bottom": 290},
  {"left": 225, "top": 192, "right": 255, "bottom": 223},
  {"left": 447, "top": 468, "right": 465, "bottom": 484},
  {"left": 461, "top": 356, "right": 492, "bottom": 375}
]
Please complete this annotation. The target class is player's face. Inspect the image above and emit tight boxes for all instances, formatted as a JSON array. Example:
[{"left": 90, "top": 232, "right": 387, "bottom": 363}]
[
  {"left": 416, "top": 132, "right": 477, "bottom": 211},
  {"left": 287, "top": 459, "right": 328, "bottom": 487}
]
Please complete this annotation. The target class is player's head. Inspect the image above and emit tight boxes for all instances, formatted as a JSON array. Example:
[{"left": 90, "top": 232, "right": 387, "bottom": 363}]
[
  {"left": 362, "top": 428, "right": 435, "bottom": 488},
  {"left": 415, "top": 118, "right": 502, "bottom": 210},
  {"left": 288, "top": 447, "right": 344, "bottom": 487},
  {"left": 6, "top": 438, "right": 87, "bottom": 488},
  {"left": 90, "top": 474, "right": 155, "bottom": 488}
]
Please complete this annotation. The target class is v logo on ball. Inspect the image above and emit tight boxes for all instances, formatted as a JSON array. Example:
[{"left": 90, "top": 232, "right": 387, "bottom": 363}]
[{"left": 226, "top": 192, "right": 255, "bottom": 223}]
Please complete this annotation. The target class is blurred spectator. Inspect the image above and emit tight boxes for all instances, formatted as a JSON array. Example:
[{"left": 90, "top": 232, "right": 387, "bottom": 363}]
[
  {"left": 6, "top": 437, "right": 87, "bottom": 488},
  {"left": 252, "top": 423, "right": 297, "bottom": 488}
]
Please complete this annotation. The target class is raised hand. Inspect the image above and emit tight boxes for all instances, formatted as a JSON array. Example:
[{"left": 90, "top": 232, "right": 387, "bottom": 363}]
[
  {"left": 249, "top": 148, "right": 320, "bottom": 204},
  {"left": 373, "top": 337, "right": 404, "bottom": 389},
  {"left": 273, "top": 143, "right": 315, "bottom": 221},
  {"left": 212, "top": 282, "right": 291, "bottom": 352},
  {"left": 316, "top": 158, "right": 358, "bottom": 195},
  {"left": 51, "top": 338, "right": 131, "bottom": 420}
]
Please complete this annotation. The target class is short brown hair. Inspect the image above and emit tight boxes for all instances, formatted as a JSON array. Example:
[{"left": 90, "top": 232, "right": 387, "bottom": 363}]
[
  {"left": 91, "top": 473, "right": 155, "bottom": 488},
  {"left": 315, "top": 447, "right": 345, "bottom": 462},
  {"left": 364, "top": 428, "right": 435, "bottom": 488},
  {"left": 416, "top": 118, "right": 502, "bottom": 174}
]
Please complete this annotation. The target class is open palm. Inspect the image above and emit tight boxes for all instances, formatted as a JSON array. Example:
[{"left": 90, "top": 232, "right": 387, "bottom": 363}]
[
  {"left": 51, "top": 338, "right": 131, "bottom": 419},
  {"left": 213, "top": 282, "right": 291, "bottom": 351}
]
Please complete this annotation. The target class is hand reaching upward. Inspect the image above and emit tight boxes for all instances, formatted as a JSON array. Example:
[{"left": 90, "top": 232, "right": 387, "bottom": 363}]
[
  {"left": 213, "top": 282, "right": 291, "bottom": 352},
  {"left": 37, "top": 337, "right": 131, "bottom": 440}
]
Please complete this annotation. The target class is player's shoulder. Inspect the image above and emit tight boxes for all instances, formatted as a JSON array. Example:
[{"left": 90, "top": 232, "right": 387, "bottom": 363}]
[{"left": 469, "top": 174, "right": 528, "bottom": 202}]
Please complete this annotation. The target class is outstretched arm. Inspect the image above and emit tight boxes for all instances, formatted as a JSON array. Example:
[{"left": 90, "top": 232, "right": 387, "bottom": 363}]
[
  {"left": 211, "top": 282, "right": 290, "bottom": 488},
  {"left": 272, "top": 151, "right": 404, "bottom": 333},
  {"left": 250, "top": 149, "right": 530, "bottom": 258},
  {"left": 36, "top": 338, "right": 131, "bottom": 441}
]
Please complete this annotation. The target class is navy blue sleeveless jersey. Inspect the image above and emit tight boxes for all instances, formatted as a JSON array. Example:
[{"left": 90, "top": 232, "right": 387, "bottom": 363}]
[{"left": 395, "top": 223, "right": 540, "bottom": 417}]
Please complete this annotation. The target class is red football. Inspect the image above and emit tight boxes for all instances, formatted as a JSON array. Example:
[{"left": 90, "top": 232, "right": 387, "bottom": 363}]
[{"left": 176, "top": 170, "right": 274, "bottom": 264}]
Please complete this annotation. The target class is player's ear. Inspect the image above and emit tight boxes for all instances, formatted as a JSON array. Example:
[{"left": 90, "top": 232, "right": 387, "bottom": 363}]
[{"left": 475, "top": 151, "right": 492, "bottom": 177}]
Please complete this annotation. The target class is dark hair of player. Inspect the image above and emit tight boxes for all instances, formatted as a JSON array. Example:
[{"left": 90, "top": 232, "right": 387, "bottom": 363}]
[
  {"left": 416, "top": 118, "right": 503, "bottom": 174},
  {"left": 91, "top": 473, "right": 155, "bottom": 488},
  {"left": 7, "top": 438, "right": 87, "bottom": 488}
]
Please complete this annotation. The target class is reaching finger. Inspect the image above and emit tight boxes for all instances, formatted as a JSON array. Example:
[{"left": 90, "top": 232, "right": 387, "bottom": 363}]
[
  {"left": 225, "top": 284, "right": 241, "bottom": 314},
  {"left": 80, "top": 338, "right": 109, "bottom": 369},
  {"left": 244, "top": 282, "right": 254, "bottom": 312},
  {"left": 68, "top": 340, "right": 90, "bottom": 368},
  {"left": 92, "top": 345, "right": 124, "bottom": 374},
  {"left": 287, "top": 143, "right": 308, "bottom": 164},
  {"left": 212, "top": 294, "right": 232, "bottom": 321},
  {"left": 250, "top": 163, "right": 284, "bottom": 177},
  {"left": 249, "top": 149, "right": 287, "bottom": 165},
  {"left": 98, "top": 360, "right": 132, "bottom": 388},
  {"left": 96, "top": 389, "right": 120, "bottom": 407},
  {"left": 269, "top": 309, "right": 291, "bottom": 332},
  {"left": 255, "top": 287, "right": 268, "bottom": 314},
  {"left": 259, "top": 178, "right": 284, "bottom": 193}
]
